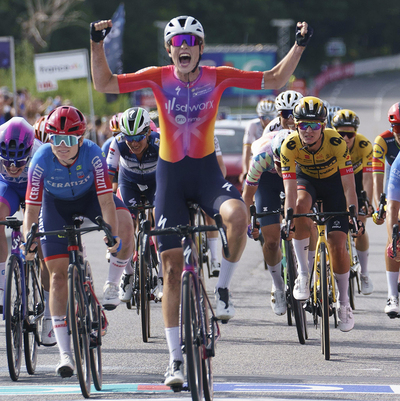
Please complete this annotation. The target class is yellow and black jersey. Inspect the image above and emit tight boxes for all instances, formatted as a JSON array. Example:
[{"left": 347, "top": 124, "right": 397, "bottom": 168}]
[
  {"left": 348, "top": 133, "right": 372, "bottom": 175},
  {"left": 280, "top": 128, "right": 354, "bottom": 180}
]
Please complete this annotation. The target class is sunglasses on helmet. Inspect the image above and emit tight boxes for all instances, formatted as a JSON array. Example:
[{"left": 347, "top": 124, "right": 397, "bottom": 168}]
[
  {"left": 280, "top": 110, "right": 294, "bottom": 119},
  {"left": 169, "top": 34, "right": 202, "bottom": 47},
  {"left": 2, "top": 158, "right": 28, "bottom": 168},
  {"left": 337, "top": 131, "right": 356, "bottom": 139},
  {"left": 297, "top": 121, "right": 323, "bottom": 131},
  {"left": 49, "top": 134, "right": 80, "bottom": 147},
  {"left": 124, "top": 133, "right": 147, "bottom": 143}
]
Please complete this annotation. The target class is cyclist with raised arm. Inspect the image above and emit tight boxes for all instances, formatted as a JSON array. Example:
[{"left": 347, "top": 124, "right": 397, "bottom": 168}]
[
  {"left": 105, "top": 107, "right": 161, "bottom": 302},
  {"left": 239, "top": 98, "right": 276, "bottom": 184},
  {"left": 331, "top": 109, "right": 374, "bottom": 295},
  {"left": 280, "top": 96, "right": 362, "bottom": 332},
  {"left": 263, "top": 90, "right": 303, "bottom": 135},
  {"left": 23, "top": 106, "right": 134, "bottom": 377},
  {"left": 242, "top": 129, "right": 291, "bottom": 315},
  {"left": 90, "top": 15, "right": 312, "bottom": 386},
  {"left": 374, "top": 102, "right": 400, "bottom": 315}
]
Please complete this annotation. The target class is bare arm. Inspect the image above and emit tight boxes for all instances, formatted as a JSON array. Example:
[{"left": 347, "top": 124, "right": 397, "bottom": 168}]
[
  {"left": 240, "top": 144, "right": 251, "bottom": 183},
  {"left": 341, "top": 173, "right": 358, "bottom": 214},
  {"left": 216, "top": 154, "right": 226, "bottom": 177},
  {"left": 242, "top": 183, "right": 258, "bottom": 218},
  {"left": 98, "top": 192, "right": 119, "bottom": 237},
  {"left": 386, "top": 200, "right": 400, "bottom": 238},
  {"left": 263, "top": 22, "right": 308, "bottom": 90},
  {"left": 362, "top": 171, "right": 373, "bottom": 205},
  {"left": 373, "top": 173, "right": 384, "bottom": 209},
  {"left": 90, "top": 20, "right": 120, "bottom": 93}
]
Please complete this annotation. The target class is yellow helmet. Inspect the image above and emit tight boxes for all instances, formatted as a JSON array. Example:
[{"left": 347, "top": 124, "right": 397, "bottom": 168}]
[
  {"left": 293, "top": 96, "right": 327, "bottom": 122},
  {"left": 332, "top": 109, "right": 360, "bottom": 130}
]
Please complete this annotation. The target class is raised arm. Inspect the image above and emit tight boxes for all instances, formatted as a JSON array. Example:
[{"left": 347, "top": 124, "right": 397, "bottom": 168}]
[
  {"left": 90, "top": 20, "right": 120, "bottom": 93},
  {"left": 263, "top": 22, "right": 312, "bottom": 90}
]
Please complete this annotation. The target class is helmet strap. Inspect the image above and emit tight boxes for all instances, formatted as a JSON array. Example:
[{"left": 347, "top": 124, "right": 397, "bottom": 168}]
[{"left": 299, "top": 131, "right": 324, "bottom": 152}]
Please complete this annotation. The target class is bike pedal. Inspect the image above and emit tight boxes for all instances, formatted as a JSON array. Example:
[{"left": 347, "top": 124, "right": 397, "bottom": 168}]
[
  {"left": 221, "top": 319, "right": 228, "bottom": 324},
  {"left": 387, "top": 312, "right": 399, "bottom": 319},
  {"left": 170, "top": 384, "right": 183, "bottom": 393}
]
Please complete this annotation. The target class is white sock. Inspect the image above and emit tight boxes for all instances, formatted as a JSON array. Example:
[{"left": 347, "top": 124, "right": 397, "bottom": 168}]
[
  {"left": 386, "top": 271, "right": 399, "bottom": 298},
  {"left": 335, "top": 271, "right": 350, "bottom": 307},
  {"left": 293, "top": 238, "right": 309, "bottom": 276},
  {"left": 216, "top": 259, "right": 237, "bottom": 289},
  {"left": 44, "top": 290, "right": 51, "bottom": 319},
  {"left": 208, "top": 237, "right": 219, "bottom": 262},
  {"left": 268, "top": 262, "right": 284, "bottom": 291},
  {"left": 0, "top": 262, "right": 5, "bottom": 290},
  {"left": 357, "top": 249, "right": 369, "bottom": 275},
  {"left": 107, "top": 255, "right": 131, "bottom": 284},
  {"left": 308, "top": 250, "right": 315, "bottom": 275},
  {"left": 123, "top": 257, "right": 134, "bottom": 275},
  {"left": 52, "top": 316, "right": 71, "bottom": 355},
  {"left": 165, "top": 327, "right": 183, "bottom": 364}
]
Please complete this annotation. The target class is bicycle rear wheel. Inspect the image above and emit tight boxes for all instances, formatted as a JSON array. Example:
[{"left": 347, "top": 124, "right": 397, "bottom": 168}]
[
  {"left": 5, "top": 255, "right": 23, "bottom": 381},
  {"left": 139, "top": 233, "right": 150, "bottom": 342},
  {"left": 86, "top": 261, "right": 102, "bottom": 391},
  {"left": 182, "top": 272, "right": 203, "bottom": 401},
  {"left": 319, "top": 243, "right": 330, "bottom": 360},
  {"left": 24, "top": 258, "right": 43, "bottom": 375},
  {"left": 285, "top": 240, "right": 307, "bottom": 345},
  {"left": 68, "top": 263, "right": 91, "bottom": 398}
]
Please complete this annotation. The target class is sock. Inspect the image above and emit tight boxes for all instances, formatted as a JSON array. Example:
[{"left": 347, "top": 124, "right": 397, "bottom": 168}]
[
  {"left": 52, "top": 316, "right": 71, "bottom": 355},
  {"left": 44, "top": 290, "right": 51, "bottom": 319},
  {"left": 165, "top": 327, "right": 183, "bottom": 364},
  {"left": 208, "top": 237, "right": 219, "bottom": 262},
  {"left": 335, "top": 271, "right": 350, "bottom": 307},
  {"left": 0, "top": 262, "right": 5, "bottom": 290},
  {"left": 386, "top": 271, "right": 399, "bottom": 298},
  {"left": 308, "top": 250, "right": 315, "bottom": 275},
  {"left": 357, "top": 249, "right": 369, "bottom": 275},
  {"left": 268, "top": 262, "right": 284, "bottom": 291},
  {"left": 107, "top": 255, "right": 131, "bottom": 284},
  {"left": 124, "top": 258, "right": 134, "bottom": 275},
  {"left": 216, "top": 259, "right": 237, "bottom": 289},
  {"left": 293, "top": 238, "right": 309, "bottom": 276}
]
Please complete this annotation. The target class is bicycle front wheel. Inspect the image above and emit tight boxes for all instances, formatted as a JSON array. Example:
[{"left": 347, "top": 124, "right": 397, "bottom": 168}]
[
  {"left": 285, "top": 240, "right": 307, "bottom": 345},
  {"left": 86, "top": 261, "right": 102, "bottom": 391},
  {"left": 139, "top": 233, "right": 150, "bottom": 342},
  {"left": 68, "top": 264, "right": 91, "bottom": 398},
  {"left": 319, "top": 242, "right": 330, "bottom": 360},
  {"left": 182, "top": 272, "right": 203, "bottom": 401},
  {"left": 5, "top": 255, "right": 23, "bottom": 381},
  {"left": 24, "top": 258, "right": 43, "bottom": 375}
]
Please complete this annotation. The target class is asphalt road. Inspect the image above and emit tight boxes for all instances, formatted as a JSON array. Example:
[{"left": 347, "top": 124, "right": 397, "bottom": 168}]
[{"left": 1, "top": 72, "right": 400, "bottom": 401}]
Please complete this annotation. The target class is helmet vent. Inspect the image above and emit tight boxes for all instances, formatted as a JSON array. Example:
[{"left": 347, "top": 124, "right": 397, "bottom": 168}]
[{"left": 60, "top": 116, "right": 66, "bottom": 130}]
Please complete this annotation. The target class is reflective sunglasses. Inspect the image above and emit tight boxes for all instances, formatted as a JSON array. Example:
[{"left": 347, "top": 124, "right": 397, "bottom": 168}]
[
  {"left": 49, "top": 134, "right": 80, "bottom": 147},
  {"left": 169, "top": 34, "right": 202, "bottom": 47},
  {"left": 280, "top": 110, "right": 294, "bottom": 119},
  {"left": 337, "top": 131, "right": 356, "bottom": 139},
  {"left": 2, "top": 158, "right": 28, "bottom": 168},
  {"left": 297, "top": 121, "right": 323, "bottom": 131},
  {"left": 124, "top": 133, "right": 147, "bottom": 143}
]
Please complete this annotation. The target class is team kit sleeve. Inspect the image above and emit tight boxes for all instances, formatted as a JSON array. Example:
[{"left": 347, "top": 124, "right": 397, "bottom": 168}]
[
  {"left": 372, "top": 135, "right": 387, "bottom": 175},
  {"left": 90, "top": 145, "right": 114, "bottom": 196},
  {"left": 359, "top": 134, "right": 373, "bottom": 173},
  {"left": 387, "top": 153, "right": 400, "bottom": 201},
  {"left": 106, "top": 137, "right": 121, "bottom": 177},
  {"left": 245, "top": 152, "right": 274, "bottom": 186},
  {"left": 25, "top": 148, "right": 46, "bottom": 207},
  {"left": 334, "top": 136, "right": 354, "bottom": 176},
  {"left": 280, "top": 134, "right": 298, "bottom": 180}
]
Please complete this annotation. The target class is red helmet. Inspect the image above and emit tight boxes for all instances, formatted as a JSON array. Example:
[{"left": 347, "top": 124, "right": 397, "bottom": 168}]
[
  {"left": 45, "top": 106, "right": 86, "bottom": 136},
  {"left": 388, "top": 102, "right": 400, "bottom": 124}
]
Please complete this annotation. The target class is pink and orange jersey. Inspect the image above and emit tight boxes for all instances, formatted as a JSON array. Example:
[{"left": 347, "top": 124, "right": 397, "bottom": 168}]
[{"left": 118, "top": 65, "right": 264, "bottom": 163}]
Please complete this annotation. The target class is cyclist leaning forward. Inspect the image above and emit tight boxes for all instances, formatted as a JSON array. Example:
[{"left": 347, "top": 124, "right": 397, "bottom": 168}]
[
  {"left": 280, "top": 96, "right": 363, "bottom": 332},
  {"left": 105, "top": 106, "right": 162, "bottom": 303},
  {"left": 23, "top": 105, "right": 134, "bottom": 377},
  {"left": 90, "top": 15, "right": 313, "bottom": 385}
]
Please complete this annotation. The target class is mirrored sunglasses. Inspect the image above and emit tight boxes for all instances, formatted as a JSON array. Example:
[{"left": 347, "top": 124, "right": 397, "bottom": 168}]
[
  {"left": 169, "top": 34, "right": 202, "bottom": 47},
  {"left": 49, "top": 134, "right": 80, "bottom": 147},
  {"left": 337, "top": 131, "right": 356, "bottom": 139},
  {"left": 280, "top": 110, "right": 294, "bottom": 119},
  {"left": 124, "top": 133, "right": 147, "bottom": 143},
  {"left": 2, "top": 158, "right": 28, "bottom": 168},
  {"left": 297, "top": 121, "right": 323, "bottom": 131}
]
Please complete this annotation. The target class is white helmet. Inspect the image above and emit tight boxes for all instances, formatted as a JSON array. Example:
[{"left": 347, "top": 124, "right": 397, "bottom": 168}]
[
  {"left": 256, "top": 99, "right": 276, "bottom": 117},
  {"left": 275, "top": 90, "right": 303, "bottom": 111},
  {"left": 164, "top": 16, "right": 205, "bottom": 43},
  {"left": 120, "top": 107, "right": 151, "bottom": 137}
]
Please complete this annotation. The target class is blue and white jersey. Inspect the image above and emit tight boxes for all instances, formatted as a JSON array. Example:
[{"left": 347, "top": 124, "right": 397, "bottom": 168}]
[{"left": 107, "top": 132, "right": 160, "bottom": 186}]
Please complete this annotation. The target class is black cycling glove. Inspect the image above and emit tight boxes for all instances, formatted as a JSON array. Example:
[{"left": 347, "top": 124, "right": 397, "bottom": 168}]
[
  {"left": 295, "top": 25, "right": 313, "bottom": 47},
  {"left": 90, "top": 21, "right": 111, "bottom": 43}
]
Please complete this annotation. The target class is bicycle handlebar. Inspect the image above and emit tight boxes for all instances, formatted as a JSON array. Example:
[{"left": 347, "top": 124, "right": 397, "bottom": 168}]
[{"left": 378, "top": 193, "right": 386, "bottom": 220}]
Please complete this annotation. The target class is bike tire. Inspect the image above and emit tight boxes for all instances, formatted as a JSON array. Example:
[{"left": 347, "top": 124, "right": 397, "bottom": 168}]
[
  {"left": 349, "top": 270, "right": 356, "bottom": 310},
  {"left": 68, "top": 263, "right": 91, "bottom": 398},
  {"left": 182, "top": 272, "right": 203, "bottom": 401},
  {"left": 319, "top": 242, "right": 330, "bottom": 360},
  {"left": 139, "top": 233, "right": 150, "bottom": 342},
  {"left": 24, "top": 258, "right": 42, "bottom": 375},
  {"left": 285, "top": 240, "right": 306, "bottom": 345},
  {"left": 5, "top": 254, "right": 23, "bottom": 381},
  {"left": 86, "top": 261, "right": 102, "bottom": 391}
]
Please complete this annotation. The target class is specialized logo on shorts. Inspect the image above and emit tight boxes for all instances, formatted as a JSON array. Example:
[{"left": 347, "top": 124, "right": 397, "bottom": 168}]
[
  {"left": 330, "top": 137, "right": 342, "bottom": 146},
  {"left": 222, "top": 182, "right": 232, "bottom": 192},
  {"left": 158, "top": 214, "right": 167, "bottom": 229}
]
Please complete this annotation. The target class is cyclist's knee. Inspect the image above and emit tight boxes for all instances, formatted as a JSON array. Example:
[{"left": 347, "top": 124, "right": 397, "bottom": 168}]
[{"left": 220, "top": 200, "right": 247, "bottom": 234}]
